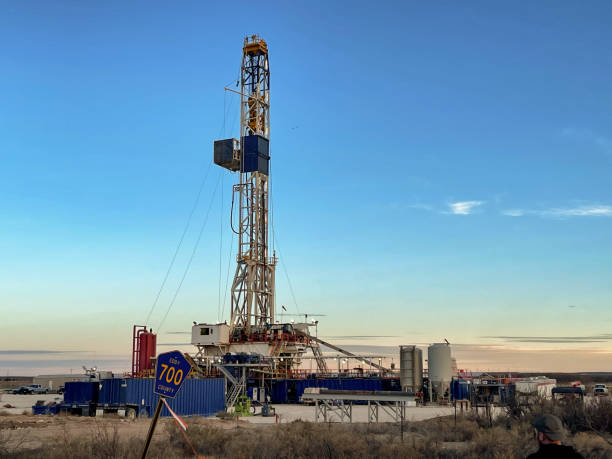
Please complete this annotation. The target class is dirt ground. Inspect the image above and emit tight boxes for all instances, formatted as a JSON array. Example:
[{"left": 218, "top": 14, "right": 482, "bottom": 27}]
[
  {"left": 0, "top": 399, "right": 467, "bottom": 455},
  {"left": 1, "top": 394, "right": 61, "bottom": 415},
  {"left": 1, "top": 392, "right": 463, "bottom": 423},
  {"left": 1, "top": 414, "right": 156, "bottom": 451}
]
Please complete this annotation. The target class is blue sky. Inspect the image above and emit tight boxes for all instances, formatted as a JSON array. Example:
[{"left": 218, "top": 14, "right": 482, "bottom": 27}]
[{"left": 1, "top": 1, "right": 611, "bottom": 374}]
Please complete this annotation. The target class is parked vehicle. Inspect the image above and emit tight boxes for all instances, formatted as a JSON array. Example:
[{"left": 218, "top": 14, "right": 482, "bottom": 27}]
[
  {"left": 594, "top": 384, "right": 609, "bottom": 396},
  {"left": 27, "top": 384, "right": 48, "bottom": 394},
  {"left": 12, "top": 386, "right": 34, "bottom": 394},
  {"left": 11, "top": 384, "right": 48, "bottom": 395}
]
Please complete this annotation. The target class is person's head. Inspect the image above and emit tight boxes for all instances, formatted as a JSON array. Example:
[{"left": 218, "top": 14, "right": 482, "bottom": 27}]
[{"left": 533, "top": 414, "right": 565, "bottom": 445}]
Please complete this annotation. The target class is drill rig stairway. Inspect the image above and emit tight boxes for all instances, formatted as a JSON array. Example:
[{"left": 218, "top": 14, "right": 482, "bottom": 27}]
[{"left": 297, "top": 331, "right": 391, "bottom": 375}]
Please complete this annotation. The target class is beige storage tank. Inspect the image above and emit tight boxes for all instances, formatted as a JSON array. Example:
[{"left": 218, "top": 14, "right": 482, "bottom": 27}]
[
  {"left": 428, "top": 343, "right": 453, "bottom": 400},
  {"left": 399, "top": 345, "right": 423, "bottom": 393}
]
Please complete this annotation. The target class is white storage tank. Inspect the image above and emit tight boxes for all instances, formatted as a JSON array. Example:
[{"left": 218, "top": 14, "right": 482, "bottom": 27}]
[
  {"left": 428, "top": 343, "right": 453, "bottom": 382},
  {"left": 399, "top": 345, "right": 423, "bottom": 393},
  {"left": 428, "top": 343, "right": 453, "bottom": 400}
]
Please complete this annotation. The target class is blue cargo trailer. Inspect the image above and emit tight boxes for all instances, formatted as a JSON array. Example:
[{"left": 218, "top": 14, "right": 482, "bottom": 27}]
[
  {"left": 124, "top": 378, "right": 225, "bottom": 418},
  {"left": 57, "top": 378, "right": 223, "bottom": 418},
  {"left": 98, "top": 378, "right": 127, "bottom": 408},
  {"left": 64, "top": 381, "right": 98, "bottom": 404},
  {"left": 60, "top": 381, "right": 99, "bottom": 416}
]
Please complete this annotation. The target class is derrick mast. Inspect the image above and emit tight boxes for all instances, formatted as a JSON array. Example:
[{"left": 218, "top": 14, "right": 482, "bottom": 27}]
[
  {"left": 213, "top": 35, "right": 275, "bottom": 338},
  {"left": 196, "top": 37, "right": 367, "bottom": 383}
]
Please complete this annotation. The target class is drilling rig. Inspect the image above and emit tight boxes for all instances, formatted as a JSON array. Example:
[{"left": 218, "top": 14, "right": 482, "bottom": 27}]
[
  {"left": 191, "top": 36, "right": 322, "bottom": 373},
  {"left": 187, "top": 39, "right": 393, "bottom": 410},
  {"left": 227, "top": 35, "right": 275, "bottom": 338}
]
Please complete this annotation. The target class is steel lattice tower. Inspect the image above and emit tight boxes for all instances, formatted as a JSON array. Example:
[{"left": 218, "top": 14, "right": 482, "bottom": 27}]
[{"left": 217, "top": 36, "right": 275, "bottom": 337}]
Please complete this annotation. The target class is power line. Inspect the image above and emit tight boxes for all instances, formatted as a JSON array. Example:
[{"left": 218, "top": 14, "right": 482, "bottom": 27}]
[
  {"left": 156, "top": 171, "right": 223, "bottom": 334},
  {"left": 220, "top": 231, "right": 235, "bottom": 321},
  {"left": 272, "top": 224, "right": 300, "bottom": 314},
  {"left": 217, "top": 174, "right": 223, "bottom": 322},
  {"left": 144, "top": 86, "right": 235, "bottom": 328},
  {"left": 144, "top": 161, "right": 213, "bottom": 327}
]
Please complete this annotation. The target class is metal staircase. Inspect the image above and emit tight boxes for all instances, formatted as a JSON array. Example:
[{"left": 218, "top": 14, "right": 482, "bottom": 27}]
[
  {"left": 310, "top": 342, "right": 329, "bottom": 374},
  {"left": 271, "top": 338, "right": 284, "bottom": 357},
  {"left": 226, "top": 379, "right": 245, "bottom": 409},
  {"left": 296, "top": 331, "right": 390, "bottom": 375}
]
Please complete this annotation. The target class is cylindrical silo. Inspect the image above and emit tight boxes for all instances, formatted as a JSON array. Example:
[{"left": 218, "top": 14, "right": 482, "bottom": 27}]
[
  {"left": 427, "top": 343, "right": 452, "bottom": 401},
  {"left": 399, "top": 345, "right": 423, "bottom": 393}
]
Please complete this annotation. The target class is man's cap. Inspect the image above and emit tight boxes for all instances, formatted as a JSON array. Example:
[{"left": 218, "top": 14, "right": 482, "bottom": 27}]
[{"left": 533, "top": 414, "right": 565, "bottom": 441}]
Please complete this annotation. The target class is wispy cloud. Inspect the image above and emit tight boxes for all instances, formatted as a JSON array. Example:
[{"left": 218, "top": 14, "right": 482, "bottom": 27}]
[
  {"left": 448, "top": 201, "right": 484, "bottom": 215},
  {"left": 321, "top": 335, "right": 400, "bottom": 340},
  {"left": 0, "top": 350, "right": 86, "bottom": 355},
  {"left": 483, "top": 334, "right": 612, "bottom": 344},
  {"left": 541, "top": 205, "right": 612, "bottom": 218},
  {"left": 408, "top": 200, "right": 486, "bottom": 215},
  {"left": 501, "top": 209, "right": 525, "bottom": 217},
  {"left": 407, "top": 203, "right": 434, "bottom": 211},
  {"left": 501, "top": 204, "right": 612, "bottom": 218}
]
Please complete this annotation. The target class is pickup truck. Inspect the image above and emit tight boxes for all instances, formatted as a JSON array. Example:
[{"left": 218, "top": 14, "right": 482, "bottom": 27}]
[
  {"left": 29, "top": 384, "right": 48, "bottom": 394},
  {"left": 593, "top": 384, "right": 609, "bottom": 397},
  {"left": 12, "top": 386, "right": 34, "bottom": 394},
  {"left": 12, "top": 384, "right": 48, "bottom": 395}
]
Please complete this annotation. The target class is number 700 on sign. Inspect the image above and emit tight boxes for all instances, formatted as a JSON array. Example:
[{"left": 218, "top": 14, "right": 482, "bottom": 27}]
[
  {"left": 158, "top": 363, "right": 184, "bottom": 386},
  {"left": 153, "top": 350, "right": 192, "bottom": 398}
]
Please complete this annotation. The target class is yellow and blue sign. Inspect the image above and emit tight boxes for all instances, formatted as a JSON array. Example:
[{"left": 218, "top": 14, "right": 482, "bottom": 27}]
[{"left": 153, "top": 350, "right": 192, "bottom": 399}]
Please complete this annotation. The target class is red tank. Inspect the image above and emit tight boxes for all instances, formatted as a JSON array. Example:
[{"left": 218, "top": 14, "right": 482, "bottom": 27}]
[
  {"left": 139, "top": 331, "right": 157, "bottom": 372},
  {"left": 132, "top": 325, "right": 157, "bottom": 377}
]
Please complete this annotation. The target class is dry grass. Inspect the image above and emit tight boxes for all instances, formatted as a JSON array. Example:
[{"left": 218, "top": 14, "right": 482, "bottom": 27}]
[
  {"left": 502, "top": 394, "right": 612, "bottom": 438},
  {"left": 164, "top": 412, "right": 611, "bottom": 459},
  {"left": 165, "top": 419, "right": 430, "bottom": 459},
  {"left": 0, "top": 427, "right": 29, "bottom": 457},
  {"left": 2, "top": 401, "right": 612, "bottom": 458},
  {"left": 1, "top": 421, "right": 175, "bottom": 459}
]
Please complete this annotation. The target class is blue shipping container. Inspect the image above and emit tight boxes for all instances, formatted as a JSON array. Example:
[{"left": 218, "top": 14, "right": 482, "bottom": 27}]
[
  {"left": 270, "top": 380, "right": 288, "bottom": 403},
  {"left": 98, "top": 378, "right": 127, "bottom": 407},
  {"left": 125, "top": 378, "right": 224, "bottom": 418},
  {"left": 451, "top": 379, "right": 470, "bottom": 401},
  {"left": 64, "top": 382, "right": 98, "bottom": 404}
]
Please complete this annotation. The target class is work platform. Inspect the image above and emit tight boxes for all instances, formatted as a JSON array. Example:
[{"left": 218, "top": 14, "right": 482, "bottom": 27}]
[{"left": 302, "top": 389, "right": 417, "bottom": 423}]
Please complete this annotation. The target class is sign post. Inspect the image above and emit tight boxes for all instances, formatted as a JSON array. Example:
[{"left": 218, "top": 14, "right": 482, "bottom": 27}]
[{"left": 141, "top": 350, "right": 192, "bottom": 459}]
